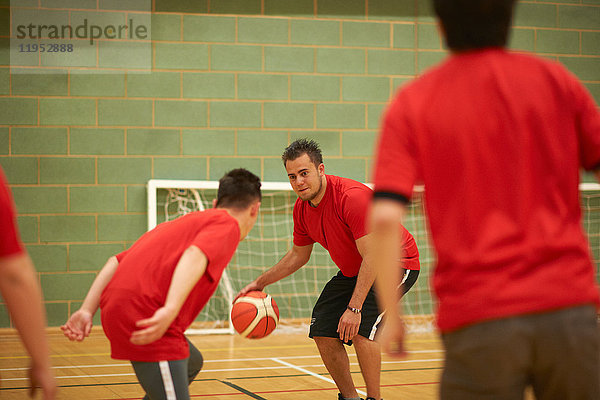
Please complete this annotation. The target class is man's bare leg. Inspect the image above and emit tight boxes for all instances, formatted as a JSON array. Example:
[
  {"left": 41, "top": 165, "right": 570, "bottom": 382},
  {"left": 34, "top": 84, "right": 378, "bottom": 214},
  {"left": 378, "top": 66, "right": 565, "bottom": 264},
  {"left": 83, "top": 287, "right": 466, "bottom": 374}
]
[
  {"left": 353, "top": 335, "right": 381, "bottom": 399},
  {"left": 314, "top": 336, "right": 360, "bottom": 399}
]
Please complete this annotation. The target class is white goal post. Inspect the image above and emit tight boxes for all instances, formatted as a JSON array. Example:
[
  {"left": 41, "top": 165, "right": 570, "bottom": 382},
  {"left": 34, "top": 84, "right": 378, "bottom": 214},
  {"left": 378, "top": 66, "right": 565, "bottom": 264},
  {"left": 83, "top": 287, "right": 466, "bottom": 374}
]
[
  {"left": 147, "top": 179, "right": 600, "bottom": 336},
  {"left": 147, "top": 180, "right": 294, "bottom": 230}
]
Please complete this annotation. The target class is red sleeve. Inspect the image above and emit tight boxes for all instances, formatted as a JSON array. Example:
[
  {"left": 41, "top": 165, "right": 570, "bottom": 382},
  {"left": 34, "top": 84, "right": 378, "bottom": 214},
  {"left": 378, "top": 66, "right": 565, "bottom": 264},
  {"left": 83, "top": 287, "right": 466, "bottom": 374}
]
[
  {"left": 115, "top": 249, "right": 129, "bottom": 263},
  {"left": 372, "top": 93, "right": 419, "bottom": 200},
  {"left": 292, "top": 200, "right": 314, "bottom": 247},
  {"left": 0, "top": 168, "right": 24, "bottom": 258},
  {"left": 341, "top": 188, "right": 369, "bottom": 240},
  {"left": 192, "top": 218, "right": 239, "bottom": 281},
  {"left": 400, "top": 226, "right": 420, "bottom": 270},
  {"left": 573, "top": 78, "right": 600, "bottom": 171}
]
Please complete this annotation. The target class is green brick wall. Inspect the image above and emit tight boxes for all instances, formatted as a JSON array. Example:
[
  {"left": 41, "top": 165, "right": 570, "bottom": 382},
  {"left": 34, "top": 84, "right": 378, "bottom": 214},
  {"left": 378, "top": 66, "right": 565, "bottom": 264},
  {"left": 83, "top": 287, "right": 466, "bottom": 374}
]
[{"left": 0, "top": 0, "right": 599, "bottom": 327}]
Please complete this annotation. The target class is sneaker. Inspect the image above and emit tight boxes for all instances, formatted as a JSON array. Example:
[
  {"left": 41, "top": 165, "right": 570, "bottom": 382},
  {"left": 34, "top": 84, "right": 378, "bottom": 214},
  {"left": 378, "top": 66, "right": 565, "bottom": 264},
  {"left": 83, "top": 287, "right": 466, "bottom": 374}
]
[{"left": 337, "top": 395, "right": 365, "bottom": 400}]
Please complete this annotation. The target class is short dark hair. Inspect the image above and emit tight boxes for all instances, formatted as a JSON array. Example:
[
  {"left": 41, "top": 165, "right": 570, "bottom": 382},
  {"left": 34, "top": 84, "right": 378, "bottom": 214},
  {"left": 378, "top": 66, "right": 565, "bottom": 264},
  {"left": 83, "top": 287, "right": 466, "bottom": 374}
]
[
  {"left": 282, "top": 138, "right": 323, "bottom": 168},
  {"left": 216, "top": 168, "right": 261, "bottom": 209},
  {"left": 433, "top": 0, "right": 516, "bottom": 51}
]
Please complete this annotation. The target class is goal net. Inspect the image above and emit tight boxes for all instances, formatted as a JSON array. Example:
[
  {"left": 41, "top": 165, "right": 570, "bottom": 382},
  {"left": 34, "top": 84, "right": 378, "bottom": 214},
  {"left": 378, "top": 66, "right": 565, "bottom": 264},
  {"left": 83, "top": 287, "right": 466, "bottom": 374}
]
[{"left": 147, "top": 180, "right": 600, "bottom": 335}]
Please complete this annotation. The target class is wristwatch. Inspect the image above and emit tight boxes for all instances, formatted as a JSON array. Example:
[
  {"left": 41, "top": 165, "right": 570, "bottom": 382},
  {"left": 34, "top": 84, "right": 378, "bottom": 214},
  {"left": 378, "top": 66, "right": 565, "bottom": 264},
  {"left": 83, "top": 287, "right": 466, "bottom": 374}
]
[{"left": 347, "top": 306, "right": 361, "bottom": 314}]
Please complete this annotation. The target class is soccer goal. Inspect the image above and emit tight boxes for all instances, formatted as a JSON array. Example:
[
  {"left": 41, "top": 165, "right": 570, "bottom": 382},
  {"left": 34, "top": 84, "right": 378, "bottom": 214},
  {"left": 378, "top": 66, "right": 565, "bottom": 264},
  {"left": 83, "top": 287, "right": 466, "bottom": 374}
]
[
  {"left": 147, "top": 180, "right": 600, "bottom": 335},
  {"left": 147, "top": 179, "right": 436, "bottom": 335}
]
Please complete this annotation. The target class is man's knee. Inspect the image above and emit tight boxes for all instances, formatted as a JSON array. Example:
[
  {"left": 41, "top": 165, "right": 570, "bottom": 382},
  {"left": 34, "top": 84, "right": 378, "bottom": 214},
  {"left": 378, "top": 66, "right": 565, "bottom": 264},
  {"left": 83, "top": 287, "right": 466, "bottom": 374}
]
[
  {"left": 187, "top": 340, "right": 204, "bottom": 382},
  {"left": 352, "top": 334, "right": 371, "bottom": 344},
  {"left": 314, "top": 335, "right": 337, "bottom": 344},
  {"left": 313, "top": 335, "right": 346, "bottom": 351},
  {"left": 189, "top": 350, "right": 203, "bottom": 375}
]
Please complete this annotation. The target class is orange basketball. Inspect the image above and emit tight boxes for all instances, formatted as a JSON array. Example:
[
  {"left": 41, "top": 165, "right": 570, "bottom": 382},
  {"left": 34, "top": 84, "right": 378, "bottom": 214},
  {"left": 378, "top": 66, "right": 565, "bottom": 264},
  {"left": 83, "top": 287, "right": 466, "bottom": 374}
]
[{"left": 231, "top": 291, "right": 279, "bottom": 339}]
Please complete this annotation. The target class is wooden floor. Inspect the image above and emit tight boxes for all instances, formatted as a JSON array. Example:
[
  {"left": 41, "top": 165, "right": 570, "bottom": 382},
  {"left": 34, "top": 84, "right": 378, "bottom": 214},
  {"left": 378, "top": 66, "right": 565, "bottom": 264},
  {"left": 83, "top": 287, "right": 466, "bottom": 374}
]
[{"left": 0, "top": 328, "right": 443, "bottom": 400}]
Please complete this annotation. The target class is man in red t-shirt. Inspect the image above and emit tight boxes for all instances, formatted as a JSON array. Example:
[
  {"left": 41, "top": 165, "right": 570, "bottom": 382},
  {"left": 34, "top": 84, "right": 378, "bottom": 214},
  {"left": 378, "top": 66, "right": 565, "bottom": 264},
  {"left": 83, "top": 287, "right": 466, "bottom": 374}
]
[
  {"left": 238, "top": 139, "right": 420, "bottom": 400},
  {"left": 62, "top": 169, "right": 262, "bottom": 399},
  {"left": 0, "top": 166, "right": 56, "bottom": 399},
  {"left": 370, "top": 1, "right": 600, "bottom": 399}
]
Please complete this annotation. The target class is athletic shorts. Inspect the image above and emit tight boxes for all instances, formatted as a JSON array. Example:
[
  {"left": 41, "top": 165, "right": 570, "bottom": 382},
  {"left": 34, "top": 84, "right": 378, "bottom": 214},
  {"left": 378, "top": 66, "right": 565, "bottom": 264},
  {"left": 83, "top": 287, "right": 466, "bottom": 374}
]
[
  {"left": 441, "top": 304, "right": 599, "bottom": 400},
  {"left": 309, "top": 269, "right": 419, "bottom": 345},
  {"left": 131, "top": 338, "right": 204, "bottom": 400}
]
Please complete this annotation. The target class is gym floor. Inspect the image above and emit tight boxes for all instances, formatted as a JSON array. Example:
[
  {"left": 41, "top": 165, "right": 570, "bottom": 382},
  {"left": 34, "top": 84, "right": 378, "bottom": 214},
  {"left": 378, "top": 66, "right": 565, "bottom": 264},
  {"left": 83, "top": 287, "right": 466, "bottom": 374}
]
[{"left": 0, "top": 329, "right": 443, "bottom": 399}]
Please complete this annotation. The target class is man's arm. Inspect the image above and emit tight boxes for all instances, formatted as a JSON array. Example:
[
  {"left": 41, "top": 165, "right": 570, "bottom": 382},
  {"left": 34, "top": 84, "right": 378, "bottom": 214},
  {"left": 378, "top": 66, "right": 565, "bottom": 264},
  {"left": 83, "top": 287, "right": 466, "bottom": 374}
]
[
  {"left": 369, "top": 198, "right": 407, "bottom": 357},
  {"left": 130, "top": 245, "right": 208, "bottom": 345},
  {"left": 62, "top": 255, "right": 119, "bottom": 341},
  {"left": 0, "top": 253, "right": 56, "bottom": 399},
  {"left": 236, "top": 244, "right": 313, "bottom": 300},
  {"left": 337, "top": 234, "right": 376, "bottom": 342}
]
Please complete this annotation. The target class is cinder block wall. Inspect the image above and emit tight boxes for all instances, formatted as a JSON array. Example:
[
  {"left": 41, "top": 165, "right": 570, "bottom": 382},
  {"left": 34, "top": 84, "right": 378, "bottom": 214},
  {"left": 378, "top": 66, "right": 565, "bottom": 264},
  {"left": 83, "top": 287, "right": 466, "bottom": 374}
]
[{"left": 0, "top": 0, "right": 598, "bottom": 327}]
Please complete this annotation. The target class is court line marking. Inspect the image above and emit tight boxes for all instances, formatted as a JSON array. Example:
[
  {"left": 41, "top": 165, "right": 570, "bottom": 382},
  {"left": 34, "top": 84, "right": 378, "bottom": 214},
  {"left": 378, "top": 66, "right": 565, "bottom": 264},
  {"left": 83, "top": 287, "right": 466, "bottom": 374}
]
[
  {"left": 1, "top": 363, "right": 130, "bottom": 371},
  {"left": 97, "top": 381, "right": 441, "bottom": 399},
  {"left": 218, "top": 380, "right": 268, "bottom": 400},
  {"left": 0, "top": 344, "right": 319, "bottom": 360},
  {"left": 228, "top": 366, "right": 444, "bottom": 381},
  {"left": 0, "top": 366, "right": 442, "bottom": 392},
  {"left": 0, "top": 350, "right": 443, "bottom": 372},
  {"left": 271, "top": 357, "right": 367, "bottom": 397},
  {"left": 0, "top": 358, "right": 444, "bottom": 382},
  {"left": 0, "top": 337, "right": 442, "bottom": 359},
  {"left": 186, "top": 380, "right": 440, "bottom": 398},
  {"left": 255, "top": 380, "right": 440, "bottom": 394},
  {"left": 0, "top": 368, "right": 441, "bottom": 400},
  {"left": 1, "top": 367, "right": 444, "bottom": 392}
]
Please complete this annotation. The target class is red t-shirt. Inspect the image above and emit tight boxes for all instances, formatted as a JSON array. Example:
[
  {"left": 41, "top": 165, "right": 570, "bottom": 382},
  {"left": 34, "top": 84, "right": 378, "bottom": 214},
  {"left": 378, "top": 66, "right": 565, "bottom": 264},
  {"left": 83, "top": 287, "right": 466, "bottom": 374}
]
[
  {"left": 100, "top": 209, "right": 240, "bottom": 361},
  {"left": 0, "top": 167, "right": 24, "bottom": 258},
  {"left": 293, "top": 175, "right": 419, "bottom": 277},
  {"left": 373, "top": 48, "right": 600, "bottom": 332}
]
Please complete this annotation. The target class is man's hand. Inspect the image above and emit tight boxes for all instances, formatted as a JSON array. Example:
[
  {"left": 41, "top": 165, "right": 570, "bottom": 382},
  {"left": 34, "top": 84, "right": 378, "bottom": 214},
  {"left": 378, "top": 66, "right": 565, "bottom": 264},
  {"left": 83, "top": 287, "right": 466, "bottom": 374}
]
[
  {"left": 337, "top": 309, "right": 361, "bottom": 343},
  {"left": 233, "top": 281, "right": 263, "bottom": 303},
  {"left": 29, "top": 361, "right": 57, "bottom": 399},
  {"left": 61, "top": 309, "right": 93, "bottom": 342},
  {"left": 130, "top": 307, "right": 176, "bottom": 345},
  {"left": 377, "top": 313, "right": 406, "bottom": 358}
]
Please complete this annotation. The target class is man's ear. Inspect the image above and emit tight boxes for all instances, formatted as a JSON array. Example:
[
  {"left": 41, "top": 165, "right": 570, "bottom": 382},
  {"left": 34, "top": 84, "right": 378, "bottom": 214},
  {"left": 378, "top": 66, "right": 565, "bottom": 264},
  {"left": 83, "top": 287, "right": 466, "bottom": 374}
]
[
  {"left": 212, "top": 199, "right": 217, "bottom": 208},
  {"left": 250, "top": 201, "right": 261, "bottom": 217},
  {"left": 318, "top": 163, "right": 325, "bottom": 176}
]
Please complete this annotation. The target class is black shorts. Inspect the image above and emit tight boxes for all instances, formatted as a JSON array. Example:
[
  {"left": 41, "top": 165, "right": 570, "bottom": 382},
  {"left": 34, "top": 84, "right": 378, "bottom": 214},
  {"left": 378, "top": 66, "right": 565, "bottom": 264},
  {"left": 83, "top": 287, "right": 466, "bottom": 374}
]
[{"left": 309, "top": 269, "right": 419, "bottom": 345}]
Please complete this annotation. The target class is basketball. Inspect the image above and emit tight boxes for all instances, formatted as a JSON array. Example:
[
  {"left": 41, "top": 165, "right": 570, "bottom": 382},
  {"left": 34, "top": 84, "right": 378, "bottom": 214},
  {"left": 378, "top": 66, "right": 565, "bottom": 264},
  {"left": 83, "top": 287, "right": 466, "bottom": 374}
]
[{"left": 231, "top": 291, "right": 279, "bottom": 339}]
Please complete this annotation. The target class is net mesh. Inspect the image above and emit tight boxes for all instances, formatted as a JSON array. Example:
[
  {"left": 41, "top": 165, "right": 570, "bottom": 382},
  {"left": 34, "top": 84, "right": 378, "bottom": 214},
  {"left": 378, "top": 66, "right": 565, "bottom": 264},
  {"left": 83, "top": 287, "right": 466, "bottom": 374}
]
[
  {"left": 582, "top": 190, "right": 600, "bottom": 282},
  {"left": 152, "top": 183, "right": 600, "bottom": 335},
  {"left": 154, "top": 184, "right": 435, "bottom": 334}
]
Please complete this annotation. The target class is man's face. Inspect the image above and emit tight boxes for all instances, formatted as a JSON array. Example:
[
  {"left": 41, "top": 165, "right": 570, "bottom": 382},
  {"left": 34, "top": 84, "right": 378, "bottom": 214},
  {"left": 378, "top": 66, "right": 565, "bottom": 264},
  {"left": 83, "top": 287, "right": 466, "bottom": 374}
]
[{"left": 285, "top": 153, "right": 324, "bottom": 203}]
